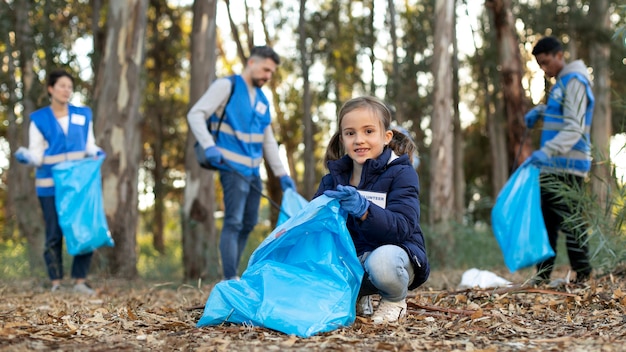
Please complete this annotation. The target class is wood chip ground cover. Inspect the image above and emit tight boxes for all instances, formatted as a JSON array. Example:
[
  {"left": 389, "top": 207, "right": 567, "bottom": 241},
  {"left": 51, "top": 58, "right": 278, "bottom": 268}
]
[{"left": 1, "top": 268, "right": 625, "bottom": 351}]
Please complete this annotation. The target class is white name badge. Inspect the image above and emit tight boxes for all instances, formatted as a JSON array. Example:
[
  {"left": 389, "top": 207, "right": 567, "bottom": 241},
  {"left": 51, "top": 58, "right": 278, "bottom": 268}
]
[
  {"left": 255, "top": 101, "right": 268, "bottom": 115},
  {"left": 357, "top": 190, "right": 387, "bottom": 209},
  {"left": 71, "top": 113, "right": 86, "bottom": 126}
]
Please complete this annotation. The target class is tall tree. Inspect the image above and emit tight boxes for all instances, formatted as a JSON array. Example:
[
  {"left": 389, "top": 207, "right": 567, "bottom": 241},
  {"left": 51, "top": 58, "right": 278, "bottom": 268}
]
[
  {"left": 299, "top": 0, "right": 316, "bottom": 199},
  {"left": 182, "top": 0, "right": 220, "bottom": 281},
  {"left": 429, "top": 0, "right": 454, "bottom": 237},
  {"left": 93, "top": 1, "right": 148, "bottom": 278},
  {"left": 452, "top": 0, "right": 465, "bottom": 223},
  {"left": 588, "top": 0, "right": 613, "bottom": 207},
  {"left": 485, "top": 0, "right": 531, "bottom": 172},
  {"left": 9, "top": 0, "right": 45, "bottom": 273}
]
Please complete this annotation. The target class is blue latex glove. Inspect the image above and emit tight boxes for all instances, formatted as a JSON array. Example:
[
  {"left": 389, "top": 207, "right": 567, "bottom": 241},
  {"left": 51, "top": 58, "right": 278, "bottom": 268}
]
[
  {"left": 524, "top": 104, "right": 546, "bottom": 128},
  {"left": 528, "top": 150, "right": 549, "bottom": 166},
  {"left": 14, "top": 147, "right": 32, "bottom": 165},
  {"left": 324, "top": 184, "right": 370, "bottom": 218},
  {"left": 204, "top": 146, "right": 223, "bottom": 167},
  {"left": 279, "top": 175, "right": 295, "bottom": 191},
  {"left": 96, "top": 149, "right": 107, "bottom": 158}
]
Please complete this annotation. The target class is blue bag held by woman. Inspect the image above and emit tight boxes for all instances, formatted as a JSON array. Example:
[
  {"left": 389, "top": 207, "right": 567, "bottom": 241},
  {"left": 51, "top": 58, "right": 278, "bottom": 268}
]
[
  {"left": 197, "top": 196, "right": 364, "bottom": 338},
  {"left": 491, "top": 163, "right": 555, "bottom": 272},
  {"left": 52, "top": 156, "right": 114, "bottom": 256}
]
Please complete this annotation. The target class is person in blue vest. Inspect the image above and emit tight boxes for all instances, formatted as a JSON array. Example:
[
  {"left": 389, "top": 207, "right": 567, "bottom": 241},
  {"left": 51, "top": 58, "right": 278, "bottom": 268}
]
[
  {"left": 525, "top": 36, "right": 594, "bottom": 284},
  {"left": 14, "top": 69, "right": 105, "bottom": 294},
  {"left": 314, "top": 96, "right": 429, "bottom": 324},
  {"left": 187, "top": 46, "right": 295, "bottom": 281}
]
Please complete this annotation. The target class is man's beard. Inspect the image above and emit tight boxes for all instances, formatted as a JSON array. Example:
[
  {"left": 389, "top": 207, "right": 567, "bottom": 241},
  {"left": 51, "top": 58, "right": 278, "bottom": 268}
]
[{"left": 252, "top": 78, "right": 266, "bottom": 88}]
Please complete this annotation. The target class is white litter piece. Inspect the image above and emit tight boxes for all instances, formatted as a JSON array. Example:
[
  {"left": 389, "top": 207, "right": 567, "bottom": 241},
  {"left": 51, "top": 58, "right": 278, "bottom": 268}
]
[{"left": 458, "top": 268, "right": 512, "bottom": 289}]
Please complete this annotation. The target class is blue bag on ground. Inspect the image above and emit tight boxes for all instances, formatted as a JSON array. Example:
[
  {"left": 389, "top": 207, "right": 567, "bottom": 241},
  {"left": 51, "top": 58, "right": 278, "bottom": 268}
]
[
  {"left": 52, "top": 156, "right": 114, "bottom": 256},
  {"left": 491, "top": 163, "right": 554, "bottom": 272},
  {"left": 277, "top": 188, "right": 309, "bottom": 226},
  {"left": 197, "top": 196, "right": 364, "bottom": 338}
]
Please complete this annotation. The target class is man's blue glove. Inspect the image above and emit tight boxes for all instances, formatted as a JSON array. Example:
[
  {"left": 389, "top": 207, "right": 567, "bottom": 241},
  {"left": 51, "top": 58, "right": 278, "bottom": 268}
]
[
  {"left": 96, "top": 149, "right": 107, "bottom": 158},
  {"left": 204, "top": 146, "right": 223, "bottom": 167},
  {"left": 279, "top": 175, "right": 295, "bottom": 191},
  {"left": 528, "top": 150, "right": 549, "bottom": 166},
  {"left": 324, "top": 184, "right": 370, "bottom": 218},
  {"left": 524, "top": 104, "right": 546, "bottom": 128},
  {"left": 14, "top": 147, "right": 32, "bottom": 165}
]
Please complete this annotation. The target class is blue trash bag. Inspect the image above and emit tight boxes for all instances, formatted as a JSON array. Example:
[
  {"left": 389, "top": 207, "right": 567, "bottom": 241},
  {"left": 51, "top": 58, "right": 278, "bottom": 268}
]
[
  {"left": 277, "top": 188, "right": 309, "bottom": 226},
  {"left": 52, "top": 156, "right": 114, "bottom": 256},
  {"left": 491, "top": 163, "right": 555, "bottom": 272},
  {"left": 197, "top": 195, "right": 364, "bottom": 338}
]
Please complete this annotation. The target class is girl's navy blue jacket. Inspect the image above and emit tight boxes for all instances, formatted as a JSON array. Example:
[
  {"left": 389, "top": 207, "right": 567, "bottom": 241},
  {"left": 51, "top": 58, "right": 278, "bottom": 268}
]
[{"left": 314, "top": 148, "right": 429, "bottom": 289}]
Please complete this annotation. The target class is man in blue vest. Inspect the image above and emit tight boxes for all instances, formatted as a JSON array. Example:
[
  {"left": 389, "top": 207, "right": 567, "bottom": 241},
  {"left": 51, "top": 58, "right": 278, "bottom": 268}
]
[
  {"left": 525, "top": 36, "right": 594, "bottom": 284},
  {"left": 187, "top": 46, "right": 295, "bottom": 281}
]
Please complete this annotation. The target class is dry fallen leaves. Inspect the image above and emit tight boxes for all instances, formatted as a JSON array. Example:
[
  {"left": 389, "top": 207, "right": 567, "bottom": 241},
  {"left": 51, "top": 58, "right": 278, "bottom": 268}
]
[{"left": 1, "top": 267, "right": 625, "bottom": 352}]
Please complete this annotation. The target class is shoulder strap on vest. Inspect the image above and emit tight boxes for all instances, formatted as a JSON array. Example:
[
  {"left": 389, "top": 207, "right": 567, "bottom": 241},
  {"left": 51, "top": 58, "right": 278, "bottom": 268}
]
[{"left": 208, "top": 75, "right": 237, "bottom": 141}]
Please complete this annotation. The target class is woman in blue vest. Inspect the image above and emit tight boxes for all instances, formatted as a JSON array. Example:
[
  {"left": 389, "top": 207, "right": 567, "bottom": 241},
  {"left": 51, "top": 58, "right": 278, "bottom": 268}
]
[
  {"left": 525, "top": 36, "right": 594, "bottom": 284},
  {"left": 15, "top": 70, "right": 104, "bottom": 294}
]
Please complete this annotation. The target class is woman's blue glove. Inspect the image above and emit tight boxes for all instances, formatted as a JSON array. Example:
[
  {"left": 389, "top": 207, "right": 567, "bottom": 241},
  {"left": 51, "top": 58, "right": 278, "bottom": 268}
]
[
  {"left": 279, "top": 175, "right": 295, "bottom": 191},
  {"left": 524, "top": 104, "right": 546, "bottom": 128},
  {"left": 528, "top": 150, "right": 549, "bottom": 166},
  {"left": 204, "top": 146, "right": 223, "bottom": 167},
  {"left": 324, "top": 184, "right": 370, "bottom": 218},
  {"left": 14, "top": 147, "right": 33, "bottom": 165}
]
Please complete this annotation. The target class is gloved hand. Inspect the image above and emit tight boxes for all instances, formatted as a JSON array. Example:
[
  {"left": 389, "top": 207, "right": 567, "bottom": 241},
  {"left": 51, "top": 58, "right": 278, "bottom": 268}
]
[
  {"left": 279, "top": 175, "right": 295, "bottom": 191},
  {"left": 324, "top": 184, "right": 370, "bottom": 218},
  {"left": 524, "top": 104, "right": 546, "bottom": 128},
  {"left": 14, "top": 147, "right": 32, "bottom": 165},
  {"left": 204, "top": 146, "right": 223, "bottom": 167},
  {"left": 528, "top": 150, "right": 549, "bottom": 166},
  {"left": 96, "top": 149, "right": 107, "bottom": 158}
]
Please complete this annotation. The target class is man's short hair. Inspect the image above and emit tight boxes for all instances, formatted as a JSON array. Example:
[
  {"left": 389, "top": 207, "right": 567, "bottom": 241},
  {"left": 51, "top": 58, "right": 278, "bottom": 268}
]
[
  {"left": 249, "top": 46, "right": 280, "bottom": 65},
  {"left": 532, "top": 36, "right": 563, "bottom": 56}
]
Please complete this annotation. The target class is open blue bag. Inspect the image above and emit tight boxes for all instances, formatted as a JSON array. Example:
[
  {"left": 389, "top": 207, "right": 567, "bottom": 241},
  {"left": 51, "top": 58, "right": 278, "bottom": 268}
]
[
  {"left": 197, "top": 195, "right": 364, "bottom": 338},
  {"left": 491, "top": 163, "right": 555, "bottom": 272},
  {"left": 277, "top": 188, "right": 309, "bottom": 226},
  {"left": 52, "top": 156, "right": 114, "bottom": 256}
]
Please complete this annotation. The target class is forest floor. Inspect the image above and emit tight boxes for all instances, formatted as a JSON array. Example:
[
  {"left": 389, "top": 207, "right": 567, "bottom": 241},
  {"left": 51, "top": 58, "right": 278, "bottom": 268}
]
[{"left": 1, "top": 266, "right": 625, "bottom": 352}]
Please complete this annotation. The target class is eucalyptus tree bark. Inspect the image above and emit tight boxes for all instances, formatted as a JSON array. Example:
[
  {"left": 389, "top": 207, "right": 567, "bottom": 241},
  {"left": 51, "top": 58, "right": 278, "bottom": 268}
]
[
  {"left": 451, "top": 0, "right": 465, "bottom": 223},
  {"left": 588, "top": 0, "right": 613, "bottom": 207},
  {"left": 299, "top": 0, "right": 316, "bottom": 200},
  {"left": 93, "top": 1, "right": 148, "bottom": 278},
  {"left": 485, "top": 0, "right": 531, "bottom": 170},
  {"left": 182, "top": 0, "right": 220, "bottom": 281},
  {"left": 10, "top": 0, "right": 45, "bottom": 274},
  {"left": 429, "top": 0, "right": 455, "bottom": 235},
  {"left": 387, "top": 0, "right": 401, "bottom": 121}
]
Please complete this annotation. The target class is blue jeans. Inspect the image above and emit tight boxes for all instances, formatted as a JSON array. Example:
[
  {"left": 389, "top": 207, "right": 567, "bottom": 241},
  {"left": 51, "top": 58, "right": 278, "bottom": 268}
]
[
  {"left": 39, "top": 196, "right": 93, "bottom": 281},
  {"left": 218, "top": 171, "right": 262, "bottom": 279},
  {"left": 358, "top": 245, "right": 415, "bottom": 302}
]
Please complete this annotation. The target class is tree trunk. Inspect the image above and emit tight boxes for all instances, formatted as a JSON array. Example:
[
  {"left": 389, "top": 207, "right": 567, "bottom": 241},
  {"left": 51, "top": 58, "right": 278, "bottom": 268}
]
[
  {"left": 387, "top": 0, "right": 401, "bottom": 121},
  {"left": 452, "top": 0, "right": 465, "bottom": 223},
  {"left": 429, "top": 0, "right": 455, "bottom": 237},
  {"left": 10, "top": 0, "right": 45, "bottom": 275},
  {"left": 486, "top": 0, "right": 531, "bottom": 170},
  {"left": 299, "top": 0, "right": 315, "bottom": 200},
  {"left": 182, "top": 0, "right": 220, "bottom": 281},
  {"left": 588, "top": 0, "right": 613, "bottom": 207},
  {"left": 93, "top": 1, "right": 148, "bottom": 278}
]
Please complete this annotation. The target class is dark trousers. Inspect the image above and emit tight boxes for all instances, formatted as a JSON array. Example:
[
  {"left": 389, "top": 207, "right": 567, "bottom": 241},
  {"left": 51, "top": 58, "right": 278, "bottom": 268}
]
[
  {"left": 536, "top": 173, "right": 591, "bottom": 280},
  {"left": 39, "top": 196, "right": 93, "bottom": 281}
]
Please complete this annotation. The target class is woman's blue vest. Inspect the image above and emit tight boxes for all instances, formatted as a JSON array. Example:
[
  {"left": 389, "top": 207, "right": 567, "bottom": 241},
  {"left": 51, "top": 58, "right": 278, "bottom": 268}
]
[
  {"left": 208, "top": 75, "right": 272, "bottom": 177},
  {"left": 31, "top": 105, "right": 92, "bottom": 196},
  {"left": 540, "top": 72, "right": 594, "bottom": 174}
]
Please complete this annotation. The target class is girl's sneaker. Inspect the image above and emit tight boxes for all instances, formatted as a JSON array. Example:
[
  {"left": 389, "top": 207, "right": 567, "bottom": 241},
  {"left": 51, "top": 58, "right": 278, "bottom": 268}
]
[
  {"left": 372, "top": 299, "right": 407, "bottom": 324},
  {"left": 356, "top": 295, "right": 373, "bottom": 317}
]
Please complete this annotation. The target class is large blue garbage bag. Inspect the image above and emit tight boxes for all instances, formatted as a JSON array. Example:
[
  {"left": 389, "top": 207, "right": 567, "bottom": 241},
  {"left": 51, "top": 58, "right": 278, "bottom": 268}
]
[
  {"left": 197, "top": 195, "right": 364, "bottom": 338},
  {"left": 491, "top": 163, "right": 554, "bottom": 272},
  {"left": 277, "top": 188, "right": 309, "bottom": 226},
  {"left": 52, "top": 156, "right": 114, "bottom": 256}
]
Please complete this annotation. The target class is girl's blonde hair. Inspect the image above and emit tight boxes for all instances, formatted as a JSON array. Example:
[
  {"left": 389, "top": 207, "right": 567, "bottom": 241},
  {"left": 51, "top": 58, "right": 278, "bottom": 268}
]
[{"left": 324, "top": 96, "right": 416, "bottom": 164}]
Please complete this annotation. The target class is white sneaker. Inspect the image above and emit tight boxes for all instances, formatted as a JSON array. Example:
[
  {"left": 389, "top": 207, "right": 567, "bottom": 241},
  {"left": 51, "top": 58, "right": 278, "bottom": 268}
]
[
  {"left": 372, "top": 299, "right": 407, "bottom": 324},
  {"left": 73, "top": 283, "right": 95, "bottom": 295},
  {"left": 356, "top": 295, "right": 373, "bottom": 317}
]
